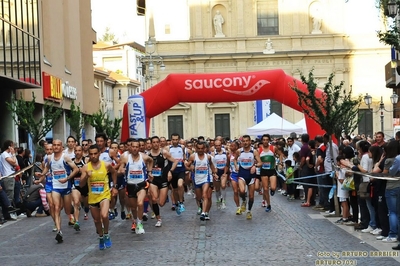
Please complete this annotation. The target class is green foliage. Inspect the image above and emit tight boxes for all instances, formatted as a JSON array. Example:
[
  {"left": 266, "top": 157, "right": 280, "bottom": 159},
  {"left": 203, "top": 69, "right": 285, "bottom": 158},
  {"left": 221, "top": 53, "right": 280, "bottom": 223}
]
[
  {"left": 88, "top": 109, "right": 107, "bottom": 133},
  {"left": 65, "top": 100, "right": 84, "bottom": 141},
  {"left": 87, "top": 110, "right": 122, "bottom": 141},
  {"left": 377, "top": 1, "right": 400, "bottom": 50},
  {"left": 99, "top": 27, "right": 118, "bottom": 43},
  {"left": 6, "top": 92, "right": 63, "bottom": 146},
  {"left": 291, "top": 69, "right": 362, "bottom": 141},
  {"left": 105, "top": 117, "right": 123, "bottom": 141}
]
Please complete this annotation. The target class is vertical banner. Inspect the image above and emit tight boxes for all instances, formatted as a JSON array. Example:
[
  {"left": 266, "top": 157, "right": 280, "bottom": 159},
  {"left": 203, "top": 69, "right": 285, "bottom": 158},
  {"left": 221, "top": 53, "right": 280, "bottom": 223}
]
[
  {"left": 127, "top": 95, "right": 147, "bottom": 139},
  {"left": 255, "top": 99, "right": 271, "bottom": 123}
]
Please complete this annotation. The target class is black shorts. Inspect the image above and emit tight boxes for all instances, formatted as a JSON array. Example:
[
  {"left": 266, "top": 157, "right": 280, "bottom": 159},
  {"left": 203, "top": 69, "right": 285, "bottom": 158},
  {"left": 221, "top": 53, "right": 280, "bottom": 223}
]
[
  {"left": 152, "top": 176, "right": 169, "bottom": 189},
  {"left": 126, "top": 181, "right": 148, "bottom": 198},
  {"left": 170, "top": 171, "right": 185, "bottom": 189},
  {"left": 260, "top": 169, "right": 276, "bottom": 177},
  {"left": 76, "top": 184, "right": 89, "bottom": 197}
]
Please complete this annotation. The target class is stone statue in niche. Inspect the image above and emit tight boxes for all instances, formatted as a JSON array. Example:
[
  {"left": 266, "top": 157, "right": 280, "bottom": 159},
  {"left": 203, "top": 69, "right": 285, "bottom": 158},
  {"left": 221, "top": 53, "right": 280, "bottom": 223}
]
[
  {"left": 263, "top": 38, "right": 275, "bottom": 54},
  {"left": 310, "top": 2, "right": 322, "bottom": 34},
  {"left": 213, "top": 10, "right": 225, "bottom": 37}
]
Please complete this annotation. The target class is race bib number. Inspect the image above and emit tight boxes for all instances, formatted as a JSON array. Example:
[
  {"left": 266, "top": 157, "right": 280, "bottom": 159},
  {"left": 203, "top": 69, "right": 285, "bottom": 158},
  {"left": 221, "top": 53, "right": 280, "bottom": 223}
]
[
  {"left": 129, "top": 170, "right": 143, "bottom": 179},
  {"left": 152, "top": 168, "right": 162, "bottom": 176},
  {"left": 177, "top": 160, "right": 183, "bottom": 167},
  {"left": 195, "top": 166, "right": 208, "bottom": 175},
  {"left": 240, "top": 159, "right": 252, "bottom": 168},
  {"left": 74, "top": 177, "right": 80, "bottom": 187},
  {"left": 262, "top": 162, "right": 271, "bottom": 170},
  {"left": 53, "top": 170, "right": 66, "bottom": 180},
  {"left": 216, "top": 160, "right": 226, "bottom": 168},
  {"left": 256, "top": 167, "right": 260, "bottom": 175},
  {"left": 90, "top": 182, "right": 104, "bottom": 194}
]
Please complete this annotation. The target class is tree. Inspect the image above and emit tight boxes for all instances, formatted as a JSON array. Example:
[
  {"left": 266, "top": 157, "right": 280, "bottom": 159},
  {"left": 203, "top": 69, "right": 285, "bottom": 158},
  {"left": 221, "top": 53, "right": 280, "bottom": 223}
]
[
  {"left": 291, "top": 69, "right": 362, "bottom": 215},
  {"left": 65, "top": 100, "right": 85, "bottom": 142},
  {"left": 291, "top": 69, "right": 362, "bottom": 142},
  {"left": 6, "top": 92, "right": 63, "bottom": 151},
  {"left": 376, "top": 0, "right": 400, "bottom": 50},
  {"left": 105, "top": 117, "right": 123, "bottom": 142},
  {"left": 87, "top": 109, "right": 107, "bottom": 133},
  {"left": 99, "top": 27, "right": 119, "bottom": 44}
]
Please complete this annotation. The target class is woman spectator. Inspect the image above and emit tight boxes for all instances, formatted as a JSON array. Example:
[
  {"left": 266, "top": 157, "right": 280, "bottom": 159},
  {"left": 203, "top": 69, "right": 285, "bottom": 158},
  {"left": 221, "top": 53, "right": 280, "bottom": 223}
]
[
  {"left": 383, "top": 140, "right": 400, "bottom": 243},
  {"left": 353, "top": 140, "right": 373, "bottom": 231},
  {"left": 369, "top": 145, "right": 389, "bottom": 238}
]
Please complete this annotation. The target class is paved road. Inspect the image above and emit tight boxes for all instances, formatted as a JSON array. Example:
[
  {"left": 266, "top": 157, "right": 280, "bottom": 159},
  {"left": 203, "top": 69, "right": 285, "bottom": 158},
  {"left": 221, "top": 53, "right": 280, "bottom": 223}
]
[{"left": 1, "top": 188, "right": 400, "bottom": 266}]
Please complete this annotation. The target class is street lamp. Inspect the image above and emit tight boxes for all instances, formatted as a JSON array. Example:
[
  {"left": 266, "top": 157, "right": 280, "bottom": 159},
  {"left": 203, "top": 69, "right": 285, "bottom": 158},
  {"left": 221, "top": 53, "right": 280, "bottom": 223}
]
[
  {"left": 140, "top": 36, "right": 166, "bottom": 136},
  {"left": 364, "top": 92, "right": 399, "bottom": 132},
  {"left": 388, "top": 0, "right": 398, "bottom": 18}
]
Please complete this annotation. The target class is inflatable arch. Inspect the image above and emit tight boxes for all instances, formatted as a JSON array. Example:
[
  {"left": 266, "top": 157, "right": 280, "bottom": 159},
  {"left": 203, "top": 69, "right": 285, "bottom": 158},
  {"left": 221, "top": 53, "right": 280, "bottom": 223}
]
[{"left": 121, "top": 69, "right": 325, "bottom": 141}]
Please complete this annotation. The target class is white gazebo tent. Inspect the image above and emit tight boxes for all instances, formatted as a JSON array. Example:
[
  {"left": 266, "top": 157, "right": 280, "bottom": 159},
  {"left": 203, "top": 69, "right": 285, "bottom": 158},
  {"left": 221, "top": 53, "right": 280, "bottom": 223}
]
[
  {"left": 295, "top": 118, "right": 307, "bottom": 134},
  {"left": 247, "top": 113, "right": 303, "bottom": 135}
]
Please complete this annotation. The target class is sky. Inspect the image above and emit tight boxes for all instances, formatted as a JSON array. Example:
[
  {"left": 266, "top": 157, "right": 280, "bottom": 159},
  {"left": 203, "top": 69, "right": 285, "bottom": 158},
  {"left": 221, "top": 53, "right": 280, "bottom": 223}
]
[{"left": 91, "top": 0, "right": 146, "bottom": 45}]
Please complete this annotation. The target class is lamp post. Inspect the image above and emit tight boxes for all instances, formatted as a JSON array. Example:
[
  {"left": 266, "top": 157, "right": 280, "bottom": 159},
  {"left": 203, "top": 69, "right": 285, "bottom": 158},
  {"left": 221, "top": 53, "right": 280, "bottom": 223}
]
[
  {"left": 364, "top": 92, "right": 399, "bottom": 132},
  {"left": 388, "top": 0, "right": 398, "bottom": 18},
  {"left": 140, "top": 37, "right": 166, "bottom": 136}
]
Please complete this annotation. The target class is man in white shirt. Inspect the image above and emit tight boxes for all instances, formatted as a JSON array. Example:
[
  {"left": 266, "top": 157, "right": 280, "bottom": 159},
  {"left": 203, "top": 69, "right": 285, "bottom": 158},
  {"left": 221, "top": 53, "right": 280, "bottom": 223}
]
[
  {"left": 0, "top": 140, "right": 19, "bottom": 203},
  {"left": 287, "top": 137, "right": 301, "bottom": 167}
]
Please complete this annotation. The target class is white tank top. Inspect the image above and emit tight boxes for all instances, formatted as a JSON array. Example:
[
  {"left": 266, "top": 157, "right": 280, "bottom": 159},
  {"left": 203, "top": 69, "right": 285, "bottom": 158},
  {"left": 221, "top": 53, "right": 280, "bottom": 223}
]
[
  {"left": 194, "top": 153, "right": 211, "bottom": 183},
  {"left": 213, "top": 151, "right": 227, "bottom": 170},
  {"left": 230, "top": 153, "right": 237, "bottom": 173},
  {"left": 51, "top": 154, "right": 70, "bottom": 189},
  {"left": 100, "top": 148, "right": 113, "bottom": 163},
  {"left": 126, "top": 153, "right": 146, "bottom": 185},
  {"left": 238, "top": 148, "right": 254, "bottom": 170}
]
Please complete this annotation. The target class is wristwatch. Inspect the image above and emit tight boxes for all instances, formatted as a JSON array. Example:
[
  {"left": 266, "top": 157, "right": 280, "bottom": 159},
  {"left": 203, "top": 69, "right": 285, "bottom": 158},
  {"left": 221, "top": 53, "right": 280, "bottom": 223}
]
[{"left": 113, "top": 184, "right": 118, "bottom": 189}]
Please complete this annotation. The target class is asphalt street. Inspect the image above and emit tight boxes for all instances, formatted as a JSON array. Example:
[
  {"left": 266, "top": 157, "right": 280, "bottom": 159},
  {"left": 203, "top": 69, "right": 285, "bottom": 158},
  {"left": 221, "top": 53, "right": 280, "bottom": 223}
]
[{"left": 0, "top": 188, "right": 399, "bottom": 266}]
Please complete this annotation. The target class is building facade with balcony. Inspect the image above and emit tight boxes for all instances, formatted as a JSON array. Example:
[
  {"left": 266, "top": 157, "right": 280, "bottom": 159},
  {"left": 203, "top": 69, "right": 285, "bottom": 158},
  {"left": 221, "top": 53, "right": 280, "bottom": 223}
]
[
  {"left": 140, "top": 0, "right": 393, "bottom": 139},
  {"left": 1, "top": 0, "right": 98, "bottom": 146}
]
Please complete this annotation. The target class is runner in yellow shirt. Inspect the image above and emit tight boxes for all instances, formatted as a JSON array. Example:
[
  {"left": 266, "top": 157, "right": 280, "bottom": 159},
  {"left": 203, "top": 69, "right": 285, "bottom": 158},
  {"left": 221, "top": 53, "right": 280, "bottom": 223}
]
[{"left": 80, "top": 144, "right": 117, "bottom": 250}]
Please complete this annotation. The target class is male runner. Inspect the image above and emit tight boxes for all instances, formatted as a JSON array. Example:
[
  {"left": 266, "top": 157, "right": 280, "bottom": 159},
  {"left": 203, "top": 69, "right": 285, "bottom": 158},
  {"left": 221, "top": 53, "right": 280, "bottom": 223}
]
[
  {"left": 186, "top": 141, "right": 216, "bottom": 220},
  {"left": 212, "top": 140, "right": 228, "bottom": 209},
  {"left": 80, "top": 144, "right": 118, "bottom": 250},
  {"left": 40, "top": 139, "right": 79, "bottom": 243},
  {"left": 234, "top": 135, "right": 262, "bottom": 219},
  {"left": 119, "top": 139, "right": 153, "bottom": 234},
  {"left": 148, "top": 136, "right": 178, "bottom": 226},
  {"left": 259, "top": 134, "right": 277, "bottom": 212}
]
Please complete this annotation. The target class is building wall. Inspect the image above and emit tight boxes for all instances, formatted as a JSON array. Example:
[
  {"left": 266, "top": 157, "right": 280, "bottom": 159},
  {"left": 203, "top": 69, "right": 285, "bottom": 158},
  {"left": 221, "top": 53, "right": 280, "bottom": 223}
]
[
  {"left": 144, "top": 0, "right": 392, "bottom": 139},
  {"left": 17, "top": 0, "right": 97, "bottom": 144}
]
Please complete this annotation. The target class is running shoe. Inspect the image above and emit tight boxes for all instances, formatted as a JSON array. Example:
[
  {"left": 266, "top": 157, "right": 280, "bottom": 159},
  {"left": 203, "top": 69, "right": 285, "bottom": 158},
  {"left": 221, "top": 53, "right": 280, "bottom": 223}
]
[
  {"left": 136, "top": 223, "right": 145, "bottom": 234},
  {"left": 151, "top": 212, "right": 156, "bottom": 219},
  {"left": 52, "top": 225, "right": 57, "bottom": 232},
  {"left": 99, "top": 237, "right": 105, "bottom": 250},
  {"left": 114, "top": 208, "right": 118, "bottom": 217},
  {"left": 246, "top": 211, "right": 252, "bottom": 220},
  {"left": 108, "top": 211, "right": 115, "bottom": 220},
  {"left": 176, "top": 205, "right": 182, "bottom": 216},
  {"left": 171, "top": 204, "right": 176, "bottom": 211},
  {"left": 55, "top": 231, "right": 63, "bottom": 243},
  {"left": 68, "top": 216, "right": 75, "bottom": 226},
  {"left": 104, "top": 234, "right": 112, "bottom": 248},
  {"left": 126, "top": 213, "right": 132, "bottom": 220},
  {"left": 84, "top": 214, "right": 88, "bottom": 220},
  {"left": 73, "top": 221, "right": 80, "bottom": 231},
  {"left": 121, "top": 211, "right": 126, "bottom": 220},
  {"left": 265, "top": 205, "right": 271, "bottom": 212},
  {"left": 142, "top": 213, "right": 148, "bottom": 221},
  {"left": 270, "top": 190, "right": 275, "bottom": 196},
  {"left": 131, "top": 222, "right": 136, "bottom": 232},
  {"left": 236, "top": 207, "right": 242, "bottom": 215},
  {"left": 187, "top": 190, "right": 192, "bottom": 196},
  {"left": 205, "top": 213, "right": 210, "bottom": 220},
  {"left": 200, "top": 213, "right": 206, "bottom": 221},
  {"left": 262, "top": 200, "right": 266, "bottom": 207},
  {"left": 240, "top": 200, "right": 247, "bottom": 212},
  {"left": 155, "top": 219, "right": 162, "bottom": 227},
  {"left": 221, "top": 201, "right": 226, "bottom": 210},
  {"left": 197, "top": 207, "right": 202, "bottom": 215},
  {"left": 216, "top": 201, "right": 221, "bottom": 210},
  {"left": 180, "top": 203, "right": 186, "bottom": 213}
]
